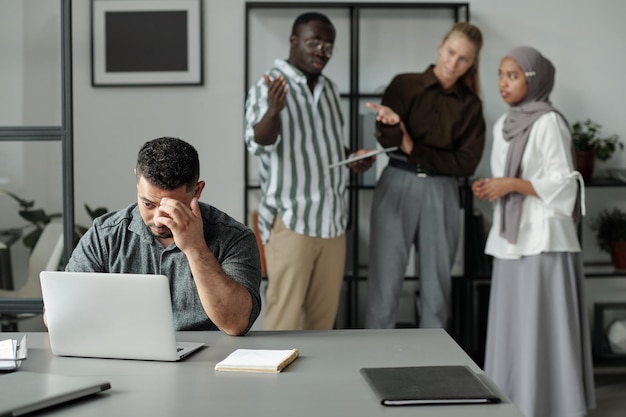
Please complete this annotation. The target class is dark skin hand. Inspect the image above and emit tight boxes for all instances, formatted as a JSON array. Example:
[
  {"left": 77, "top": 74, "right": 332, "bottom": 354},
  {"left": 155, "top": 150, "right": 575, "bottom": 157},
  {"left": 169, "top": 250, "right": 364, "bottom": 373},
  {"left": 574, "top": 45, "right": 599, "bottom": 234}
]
[
  {"left": 253, "top": 19, "right": 375, "bottom": 172},
  {"left": 263, "top": 74, "right": 287, "bottom": 117},
  {"left": 347, "top": 149, "right": 376, "bottom": 173},
  {"left": 256, "top": 74, "right": 375, "bottom": 172},
  {"left": 253, "top": 74, "right": 288, "bottom": 146}
]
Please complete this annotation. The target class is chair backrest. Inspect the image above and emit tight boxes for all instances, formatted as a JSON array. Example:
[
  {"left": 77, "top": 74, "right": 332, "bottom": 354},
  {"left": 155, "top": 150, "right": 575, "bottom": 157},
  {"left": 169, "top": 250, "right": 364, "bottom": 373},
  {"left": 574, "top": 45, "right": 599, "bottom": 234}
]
[
  {"left": 0, "top": 222, "right": 64, "bottom": 298},
  {"left": 30, "top": 222, "right": 64, "bottom": 279}
]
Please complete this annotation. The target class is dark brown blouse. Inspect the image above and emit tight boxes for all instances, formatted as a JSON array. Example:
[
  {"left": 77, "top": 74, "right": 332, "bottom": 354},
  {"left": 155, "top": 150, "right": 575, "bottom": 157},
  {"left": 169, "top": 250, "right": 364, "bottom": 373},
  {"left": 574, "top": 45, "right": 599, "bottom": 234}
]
[{"left": 377, "top": 65, "right": 486, "bottom": 177}]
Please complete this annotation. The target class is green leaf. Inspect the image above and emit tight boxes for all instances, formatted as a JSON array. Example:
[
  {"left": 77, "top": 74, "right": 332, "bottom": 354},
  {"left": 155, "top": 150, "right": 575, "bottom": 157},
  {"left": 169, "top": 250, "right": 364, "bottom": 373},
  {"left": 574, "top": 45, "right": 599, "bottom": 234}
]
[
  {"left": 18, "top": 208, "right": 51, "bottom": 224},
  {"left": 4, "top": 191, "right": 108, "bottom": 251},
  {"left": 74, "top": 225, "right": 88, "bottom": 236},
  {"left": 590, "top": 208, "right": 626, "bottom": 253},
  {"left": 84, "top": 204, "right": 108, "bottom": 220},
  {"left": 1, "top": 190, "right": 35, "bottom": 209},
  {"left": 572, "top": 118, "right": 622, "bottom": 161},
  {"left": 22, "top": 227, "right": 43, "bottom": 251}
]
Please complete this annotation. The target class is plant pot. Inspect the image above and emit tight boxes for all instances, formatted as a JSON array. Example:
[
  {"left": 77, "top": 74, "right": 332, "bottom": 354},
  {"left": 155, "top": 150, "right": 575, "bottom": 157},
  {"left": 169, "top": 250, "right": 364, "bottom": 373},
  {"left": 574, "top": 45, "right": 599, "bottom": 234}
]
[
  {"left": 609, "top": 241, "right": 626, "bottom": 270},
  {"left": 575, "top": 150, "right": 595, "bottom": 182}
]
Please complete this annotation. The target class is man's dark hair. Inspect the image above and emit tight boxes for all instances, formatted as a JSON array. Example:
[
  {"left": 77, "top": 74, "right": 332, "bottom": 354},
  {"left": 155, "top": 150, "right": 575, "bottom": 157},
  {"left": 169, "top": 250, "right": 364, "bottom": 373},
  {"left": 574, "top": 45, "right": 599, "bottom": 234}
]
[
  {"left": 136, "top": 137, "right": 199, "bottom": 191},
  {"left": 291, "top": 12, "right": 333, "bottom": 36}
]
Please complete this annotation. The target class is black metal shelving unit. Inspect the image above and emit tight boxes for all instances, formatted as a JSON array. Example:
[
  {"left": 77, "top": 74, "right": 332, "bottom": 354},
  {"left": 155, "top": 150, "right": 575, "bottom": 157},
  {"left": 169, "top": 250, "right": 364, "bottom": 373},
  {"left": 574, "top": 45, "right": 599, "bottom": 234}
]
[
  {"left": 243, "top": 2, "right": 473, "bottom": 335},
  {"left": 582, "top": 177, "right": 626, "bottom": 366}
]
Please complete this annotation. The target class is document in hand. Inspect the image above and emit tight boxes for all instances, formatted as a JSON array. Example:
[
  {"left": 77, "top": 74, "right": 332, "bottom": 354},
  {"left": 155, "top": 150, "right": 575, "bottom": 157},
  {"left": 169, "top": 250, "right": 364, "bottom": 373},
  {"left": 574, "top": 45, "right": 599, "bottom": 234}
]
[
  {"left": 215, "top": 348, "right": 300, "bottom": 373},
  {"left": 328, "top": 146, "right": 398, "bottom": 168},
  {"left": 360, "top": 365, "right": 501, "bottom": 406}
]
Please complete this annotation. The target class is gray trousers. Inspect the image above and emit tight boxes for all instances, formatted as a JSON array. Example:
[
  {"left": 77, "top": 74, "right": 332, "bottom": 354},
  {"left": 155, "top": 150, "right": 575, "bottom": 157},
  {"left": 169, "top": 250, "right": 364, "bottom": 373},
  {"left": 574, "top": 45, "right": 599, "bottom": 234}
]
[{"left": 365, "top": 165, "right": 460, "bottom": 329}]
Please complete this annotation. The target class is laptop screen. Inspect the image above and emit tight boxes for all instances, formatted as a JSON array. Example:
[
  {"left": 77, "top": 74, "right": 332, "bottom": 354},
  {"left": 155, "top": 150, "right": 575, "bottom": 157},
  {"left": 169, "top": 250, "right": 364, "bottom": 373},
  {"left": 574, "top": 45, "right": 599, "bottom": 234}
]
[{"left": 40, "top": 271, "right": 188, "bottom": 361}]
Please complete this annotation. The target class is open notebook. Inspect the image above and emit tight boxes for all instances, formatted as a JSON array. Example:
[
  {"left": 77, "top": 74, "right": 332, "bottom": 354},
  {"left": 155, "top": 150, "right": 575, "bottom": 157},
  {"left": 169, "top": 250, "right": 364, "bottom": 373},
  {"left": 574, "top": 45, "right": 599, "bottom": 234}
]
[
  {"left": 40, "top": 271, "right": 205, "bottom": 361},
  {"left": 215, "top": 348, "right": 300, "bottom": 373}
]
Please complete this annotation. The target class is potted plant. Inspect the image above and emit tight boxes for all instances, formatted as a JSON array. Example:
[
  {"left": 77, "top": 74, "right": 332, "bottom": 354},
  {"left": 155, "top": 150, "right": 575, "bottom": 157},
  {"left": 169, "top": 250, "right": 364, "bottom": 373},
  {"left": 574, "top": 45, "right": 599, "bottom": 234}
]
[
  {"left": 572, "top": 119, "right": 622, "bottom": 181},
  {"left": 590, "top": 207, "right": 626, "bottom": 270},
  {"left": 0, "top": 189, "right": 107, "bottom": 251}
]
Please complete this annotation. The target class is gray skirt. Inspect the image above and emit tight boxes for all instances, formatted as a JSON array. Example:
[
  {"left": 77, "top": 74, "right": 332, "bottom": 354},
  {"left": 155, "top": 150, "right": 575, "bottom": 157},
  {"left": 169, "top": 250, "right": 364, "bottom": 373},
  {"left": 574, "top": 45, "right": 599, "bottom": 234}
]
[{"left": 484, "top": 252, "right": 596, "bottom": 417}]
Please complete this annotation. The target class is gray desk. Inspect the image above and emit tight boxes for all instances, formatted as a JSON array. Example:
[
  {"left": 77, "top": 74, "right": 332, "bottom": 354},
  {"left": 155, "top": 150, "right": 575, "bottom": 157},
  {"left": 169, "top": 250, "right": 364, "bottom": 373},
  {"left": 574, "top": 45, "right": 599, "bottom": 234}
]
[{"left": 9, "top": 329, "right": 522, "bottom": 416}]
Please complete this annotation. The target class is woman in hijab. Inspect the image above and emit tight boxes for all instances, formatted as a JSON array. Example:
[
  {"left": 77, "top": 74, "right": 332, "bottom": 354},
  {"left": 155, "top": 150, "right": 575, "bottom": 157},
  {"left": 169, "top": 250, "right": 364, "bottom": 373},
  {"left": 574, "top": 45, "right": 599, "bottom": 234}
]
[{"left": 472, "top": 46, "right": 595, "bottom": 417}]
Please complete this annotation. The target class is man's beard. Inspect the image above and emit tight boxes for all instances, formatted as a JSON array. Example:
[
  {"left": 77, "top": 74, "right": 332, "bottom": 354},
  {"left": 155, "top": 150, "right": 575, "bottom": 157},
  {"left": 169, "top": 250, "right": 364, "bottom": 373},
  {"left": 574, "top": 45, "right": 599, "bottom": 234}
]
[{"left": 148, "top": 223, "right": 173, "bottom": 239}]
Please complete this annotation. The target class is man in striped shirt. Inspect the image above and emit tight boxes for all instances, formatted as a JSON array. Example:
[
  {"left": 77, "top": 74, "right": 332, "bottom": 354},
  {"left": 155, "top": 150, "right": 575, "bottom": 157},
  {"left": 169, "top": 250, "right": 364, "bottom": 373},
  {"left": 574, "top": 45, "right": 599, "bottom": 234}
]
[{"left": 244, "top": 12, "right": 374, "bottom": 330}]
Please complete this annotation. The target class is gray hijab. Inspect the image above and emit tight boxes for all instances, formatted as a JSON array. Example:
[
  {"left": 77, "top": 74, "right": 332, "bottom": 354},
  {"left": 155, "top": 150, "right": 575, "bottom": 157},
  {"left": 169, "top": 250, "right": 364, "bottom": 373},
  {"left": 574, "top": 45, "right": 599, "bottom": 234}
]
[{"left": 500, "top": 46, "right": 574, "bottom": 244}]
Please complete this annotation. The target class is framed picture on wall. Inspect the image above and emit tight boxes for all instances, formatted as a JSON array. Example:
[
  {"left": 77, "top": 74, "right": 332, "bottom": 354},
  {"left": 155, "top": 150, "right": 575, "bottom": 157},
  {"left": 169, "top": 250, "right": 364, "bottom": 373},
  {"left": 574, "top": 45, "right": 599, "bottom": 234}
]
[{"left": 91, "top": 0, "right": 203, "bottom": 86}]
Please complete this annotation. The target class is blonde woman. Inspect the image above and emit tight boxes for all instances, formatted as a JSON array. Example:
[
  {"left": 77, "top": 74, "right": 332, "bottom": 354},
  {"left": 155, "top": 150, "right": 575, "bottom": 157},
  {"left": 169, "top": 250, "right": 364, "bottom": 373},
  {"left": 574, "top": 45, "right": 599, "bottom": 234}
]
[{"left": 366, "top": 22, "right": 485, "bottom": 330}]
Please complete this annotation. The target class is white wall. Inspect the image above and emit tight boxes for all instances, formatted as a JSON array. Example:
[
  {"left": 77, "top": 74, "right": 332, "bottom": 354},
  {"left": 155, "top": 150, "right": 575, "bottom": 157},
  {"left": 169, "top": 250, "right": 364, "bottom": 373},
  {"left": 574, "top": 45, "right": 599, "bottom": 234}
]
[
  {"left": 469, "top": 0, "right": 626, "bottom": 265},
  {"left": 70, "top": 1, "right": 248, "bottom": 225},
  {"left": 68, "top": 0, "right": 626, "bottom": 230},
  {"left": 2, "top": 0, "right": 626, "bottom": 326},
  {"left": 3, "top": 0, "right": 625, "bottom": 237}
]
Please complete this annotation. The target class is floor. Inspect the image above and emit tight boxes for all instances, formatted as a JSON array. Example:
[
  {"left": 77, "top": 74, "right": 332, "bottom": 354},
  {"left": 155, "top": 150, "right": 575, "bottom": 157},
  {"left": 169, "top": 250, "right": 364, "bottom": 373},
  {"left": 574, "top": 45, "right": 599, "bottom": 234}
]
[{"left": 588, "top": 368, "right": 626, "bottom": 417}]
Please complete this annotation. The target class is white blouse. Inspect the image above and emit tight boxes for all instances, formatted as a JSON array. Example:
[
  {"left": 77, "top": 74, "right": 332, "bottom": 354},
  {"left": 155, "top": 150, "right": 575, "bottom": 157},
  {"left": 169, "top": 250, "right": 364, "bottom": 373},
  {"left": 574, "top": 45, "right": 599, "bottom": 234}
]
[{"left": 485, "top": 112, "right": 584, "bottom": 259}]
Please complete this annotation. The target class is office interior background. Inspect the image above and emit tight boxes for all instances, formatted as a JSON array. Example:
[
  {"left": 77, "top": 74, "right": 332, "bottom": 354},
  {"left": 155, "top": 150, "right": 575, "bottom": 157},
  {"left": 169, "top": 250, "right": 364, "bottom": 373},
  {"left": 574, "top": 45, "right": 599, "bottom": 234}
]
[{"left": 1, "top": 0, "right": 626, "bottom": 330}]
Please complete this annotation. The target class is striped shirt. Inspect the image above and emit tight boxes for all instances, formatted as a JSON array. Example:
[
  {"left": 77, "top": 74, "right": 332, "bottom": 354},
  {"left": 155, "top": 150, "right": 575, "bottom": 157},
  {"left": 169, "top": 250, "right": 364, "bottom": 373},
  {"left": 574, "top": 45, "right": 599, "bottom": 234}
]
[{"left": 244, "top": 59, "right": 349, "bottom": 243}]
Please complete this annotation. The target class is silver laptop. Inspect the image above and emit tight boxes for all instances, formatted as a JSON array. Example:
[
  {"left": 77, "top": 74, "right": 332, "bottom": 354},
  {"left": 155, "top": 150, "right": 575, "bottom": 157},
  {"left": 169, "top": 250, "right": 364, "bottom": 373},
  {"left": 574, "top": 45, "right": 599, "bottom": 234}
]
[
  {"left": 40, "top": 271, "right": 205, "bottom": 361},
  {"left": 0, "top": 371, "right": 110, "bottom": 416}
]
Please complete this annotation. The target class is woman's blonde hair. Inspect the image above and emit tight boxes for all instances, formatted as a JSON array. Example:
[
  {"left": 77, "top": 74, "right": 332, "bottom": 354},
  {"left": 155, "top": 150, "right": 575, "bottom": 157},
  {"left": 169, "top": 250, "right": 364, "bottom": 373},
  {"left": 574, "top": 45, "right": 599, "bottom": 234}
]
[{"left": 441, "top": 22, "right": 483, "bottom": 95}]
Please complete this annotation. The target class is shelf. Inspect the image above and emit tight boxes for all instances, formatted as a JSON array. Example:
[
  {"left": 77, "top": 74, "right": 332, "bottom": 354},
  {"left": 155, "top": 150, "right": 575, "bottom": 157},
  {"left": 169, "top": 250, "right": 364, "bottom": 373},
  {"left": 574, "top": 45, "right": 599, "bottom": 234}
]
[
  {"left": 585, "top": 177, "right": 626, "bottom": 187},
  {"left": 0, "top": 298, "right": 44, "bottom": 315},
  {"left": 342, "top": 274, "right": 463, "bottom": 282},
  {"left": 593, "top": 302, "right": 626, "bottom": 367},
  {"left": 584, "top": 262, "right": 626, "bottom": 278},
  {"left": 593, "top": 354, "right": 626, "bottom": 367},
  {"left": 244, "top": 2, "right": 472, "bottom": 333},
  {"left": 245, "top": 2, "right": 470, "bottom": 11},
  {"left": 339, "top": 93, "right": 383, "bottom": 98},
  {"left": 582, "top": 180, "right": 626, "bottom": 366}
]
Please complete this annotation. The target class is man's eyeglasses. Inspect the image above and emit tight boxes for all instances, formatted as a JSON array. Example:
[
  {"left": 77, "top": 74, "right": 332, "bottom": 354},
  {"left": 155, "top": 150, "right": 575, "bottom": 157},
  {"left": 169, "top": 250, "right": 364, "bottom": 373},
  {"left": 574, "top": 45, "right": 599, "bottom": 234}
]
[{"left": 304, "top": 38, "right": 334, "bottom": 58}]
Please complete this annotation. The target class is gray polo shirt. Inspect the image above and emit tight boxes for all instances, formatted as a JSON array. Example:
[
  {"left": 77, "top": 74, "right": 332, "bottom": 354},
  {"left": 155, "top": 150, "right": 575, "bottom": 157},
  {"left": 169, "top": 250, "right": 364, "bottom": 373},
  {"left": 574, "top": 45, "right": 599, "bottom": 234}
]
[{"left": 66, "top": 202, "right": 262, "bottom": 333}]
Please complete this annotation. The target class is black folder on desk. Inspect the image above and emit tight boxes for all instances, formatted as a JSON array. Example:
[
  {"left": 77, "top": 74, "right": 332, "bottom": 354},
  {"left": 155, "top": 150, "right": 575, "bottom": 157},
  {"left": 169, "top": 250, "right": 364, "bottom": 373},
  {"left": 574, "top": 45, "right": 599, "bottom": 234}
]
[
  {"left": 0, "top": 371, "right": 111, "bottom": 416},
  {"left": 360, "top": 365, "right": 501, "bottom": 406}
]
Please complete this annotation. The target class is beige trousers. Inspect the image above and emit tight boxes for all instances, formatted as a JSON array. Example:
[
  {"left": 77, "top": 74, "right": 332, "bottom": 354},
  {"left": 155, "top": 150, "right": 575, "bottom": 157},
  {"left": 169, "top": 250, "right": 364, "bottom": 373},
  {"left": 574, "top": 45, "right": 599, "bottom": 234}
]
[{"left": 263, "top": 217, "right": 346, "bottom": 330}]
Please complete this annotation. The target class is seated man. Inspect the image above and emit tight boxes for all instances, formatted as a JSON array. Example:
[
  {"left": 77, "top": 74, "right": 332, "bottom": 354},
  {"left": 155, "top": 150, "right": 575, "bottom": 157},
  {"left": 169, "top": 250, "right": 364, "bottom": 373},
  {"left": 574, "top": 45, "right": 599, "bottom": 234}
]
[{"left": 62, "top": 137, "right": 261, "bottom": 335}]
